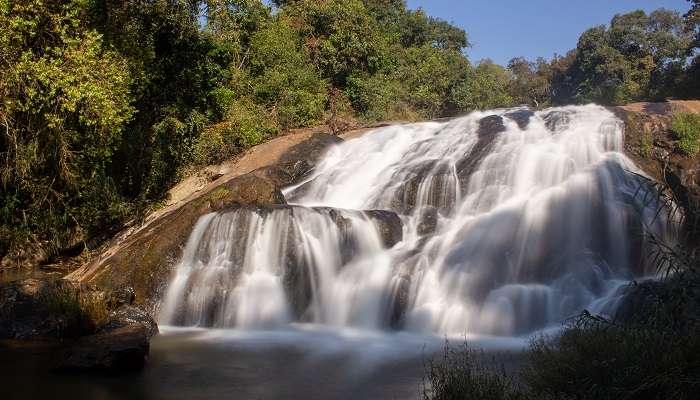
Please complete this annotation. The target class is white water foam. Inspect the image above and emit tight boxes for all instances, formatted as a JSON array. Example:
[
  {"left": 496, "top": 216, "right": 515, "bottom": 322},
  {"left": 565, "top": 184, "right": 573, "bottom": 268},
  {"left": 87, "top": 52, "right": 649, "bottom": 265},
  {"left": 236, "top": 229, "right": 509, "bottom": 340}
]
[{"left": 161, "top": 105, "right": 672, "bottom": 340}]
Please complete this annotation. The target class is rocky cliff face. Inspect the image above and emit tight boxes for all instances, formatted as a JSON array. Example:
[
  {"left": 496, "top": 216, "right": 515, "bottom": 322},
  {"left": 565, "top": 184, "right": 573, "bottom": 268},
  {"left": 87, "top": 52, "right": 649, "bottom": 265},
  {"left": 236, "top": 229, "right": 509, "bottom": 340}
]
[{"left": 612, "top": 100, "right": 700, "bottom": 239}]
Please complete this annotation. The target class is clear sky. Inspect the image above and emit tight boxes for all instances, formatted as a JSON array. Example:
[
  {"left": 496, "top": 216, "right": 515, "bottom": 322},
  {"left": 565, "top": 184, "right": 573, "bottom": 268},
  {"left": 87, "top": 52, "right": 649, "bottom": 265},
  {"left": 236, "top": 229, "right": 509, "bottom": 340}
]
[{"left": 406, "top": 0, "right": 692, "bottom": 65}]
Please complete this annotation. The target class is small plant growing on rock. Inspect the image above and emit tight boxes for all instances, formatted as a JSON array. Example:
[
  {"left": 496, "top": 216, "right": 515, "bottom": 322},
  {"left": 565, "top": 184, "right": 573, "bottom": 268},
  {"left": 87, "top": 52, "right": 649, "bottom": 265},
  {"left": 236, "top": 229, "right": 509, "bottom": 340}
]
[
  {"left": 39, "top": 282, "right": 109, "bottom": 336},
  {"left": 670, "top": 113, "right": 700, "bottom": 156}
]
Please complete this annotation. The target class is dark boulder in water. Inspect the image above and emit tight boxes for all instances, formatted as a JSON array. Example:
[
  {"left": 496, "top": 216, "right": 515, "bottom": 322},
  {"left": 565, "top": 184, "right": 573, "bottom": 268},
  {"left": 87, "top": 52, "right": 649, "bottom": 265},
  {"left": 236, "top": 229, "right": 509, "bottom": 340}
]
[
  {"left": 276, "top": 133, "right": 343, "bottom": 184},
  {"left": 101, "top": 304, "right": 158, "bottom": 339},
  {"left": 0, "top": 278, "right": 157, "bottom": 372},
  {"left": 542, "top": 110, "right": 571, "bottom": 133},
  {"left": 388, "top": 160, "right": 457, "bottom": 214},
  {"left": 477, "top": 115, "right": 506, "bottom": 137},
  {"left": 504, "top": 109, "right": 535, "bottom": 130},
  {"left": 56, "top": 325, "right": 151, "bottom": 372},
  {"left": 416, "top": 206, "right": 439, "bottom": 236},
  {"left": 0, "top": 278, "right": 98, "bottom": 339},
  {"left": 365, "top": 210, "right": 404, "bottom": 248}
]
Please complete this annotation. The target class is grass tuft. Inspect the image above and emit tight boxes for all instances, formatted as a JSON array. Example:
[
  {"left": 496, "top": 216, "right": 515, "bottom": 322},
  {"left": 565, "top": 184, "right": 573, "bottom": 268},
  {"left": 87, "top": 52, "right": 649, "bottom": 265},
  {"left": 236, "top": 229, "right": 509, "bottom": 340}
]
[{"left": 670, "top": 112, "right": 700, "bottom": 156}]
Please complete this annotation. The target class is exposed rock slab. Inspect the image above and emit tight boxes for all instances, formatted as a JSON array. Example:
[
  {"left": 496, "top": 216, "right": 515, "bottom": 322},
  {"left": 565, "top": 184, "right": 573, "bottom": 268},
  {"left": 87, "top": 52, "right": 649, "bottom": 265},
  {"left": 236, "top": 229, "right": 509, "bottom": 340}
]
[{"left": 66, "top": 133, "right": 344, "bottom": 308}]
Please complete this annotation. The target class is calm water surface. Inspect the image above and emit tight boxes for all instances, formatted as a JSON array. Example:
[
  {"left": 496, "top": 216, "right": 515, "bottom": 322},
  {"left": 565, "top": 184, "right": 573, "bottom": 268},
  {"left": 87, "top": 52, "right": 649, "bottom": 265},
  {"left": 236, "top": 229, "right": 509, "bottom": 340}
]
[{"left": 1, "top": 327, "right": 525, "bottom": 400}]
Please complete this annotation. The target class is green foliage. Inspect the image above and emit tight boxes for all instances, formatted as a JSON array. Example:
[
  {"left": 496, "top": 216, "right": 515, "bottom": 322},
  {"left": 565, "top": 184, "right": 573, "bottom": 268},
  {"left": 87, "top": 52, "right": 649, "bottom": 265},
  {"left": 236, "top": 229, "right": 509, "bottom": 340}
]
[
  {"left": 282, "top": 0, "right": 391, "bottom": 86},
  {"left": 508, "top": 7, "right": 699, "bottom": 106},
  {"left": 451, "top": 60, "right": 514, "bottom": 112},
  {"left": 0, "top": 0, "right": 134, "bottom": 254},
  {"left": 670, "top": 112, "right": 700, "bottom": 155},
  {"left": 344, "top": 72, "right": 413, "bottom": 122},
  {"left": 192, "top": 100, "right": 278, "bottom": 166},
  {"left": 564, "top": 9, "right": 692, "bottom": 105},
  {"left": 523, "top": 310, "right": 700, "bottom": 400},
  {"left": 398, "top": 45, "right": 473, "bottom": 118},
  {"left": 507, "top": 57, "right": 552, "bottom": 107},
  {"left": 248, "top": 20, "right": 327, "bottom": 128}
]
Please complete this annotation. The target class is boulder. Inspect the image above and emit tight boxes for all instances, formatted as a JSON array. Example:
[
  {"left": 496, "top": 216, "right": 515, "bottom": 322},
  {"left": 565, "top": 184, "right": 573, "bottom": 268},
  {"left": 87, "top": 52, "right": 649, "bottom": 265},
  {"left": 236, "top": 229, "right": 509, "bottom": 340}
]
[
  {"left": 365, "top": 210, "right": 404, "bottom": 248},
  {"left": 542, "top": 110, "right": 571, "bottom": 132},
  {"left": 504, "top": 109, "right": 535, "bottom": 130},
  {"left": 275, "top": 133, "right": 343, "bottom": 184},
  {"left": 477, "top": 115, "right": 506, "bottom": 137},
  {"left": 0, "top": 242, "right": 48, "bottom": 270},
  {"left": 56, "top": 325, "right": 150, "bottom": 372},
  {"left": 101, "top": 305, "right": 158, "bottom": 339},
  {"left": 416, "top": 206, "right": 439, "bottom": 236}
]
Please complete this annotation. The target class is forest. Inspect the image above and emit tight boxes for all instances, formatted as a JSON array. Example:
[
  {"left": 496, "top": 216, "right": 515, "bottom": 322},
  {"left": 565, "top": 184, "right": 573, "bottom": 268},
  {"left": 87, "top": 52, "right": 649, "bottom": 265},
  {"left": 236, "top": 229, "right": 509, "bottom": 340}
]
[{"left": 1, "top": 0, "right": 699, "bottom": 263}]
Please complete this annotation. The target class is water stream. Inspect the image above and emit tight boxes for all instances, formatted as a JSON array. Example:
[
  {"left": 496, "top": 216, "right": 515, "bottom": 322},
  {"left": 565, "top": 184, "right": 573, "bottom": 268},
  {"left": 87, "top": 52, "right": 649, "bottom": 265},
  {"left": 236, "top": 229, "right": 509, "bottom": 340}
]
[
  {"left": 2, "top": 105, "right": 673, "bottom": 400},
  {"left": 161, "top": 105, "right": 669, "bottom": 339}
]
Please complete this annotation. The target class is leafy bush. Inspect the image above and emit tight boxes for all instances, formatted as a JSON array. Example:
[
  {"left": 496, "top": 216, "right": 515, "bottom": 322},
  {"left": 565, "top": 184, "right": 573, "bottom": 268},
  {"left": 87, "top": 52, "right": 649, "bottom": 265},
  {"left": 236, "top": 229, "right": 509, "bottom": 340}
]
[
  {"left": 670, "top": 112, "right": 700, "bottom": 156},
  {"left": 523, "top": 315, "right": 700, "bottom": 400},
  {"left": 0, "top": 0, "right": 134, "bottom": 254},
  {"left": 344, "top": 72, "right": 416, "bottom": 122},
  {"left": 248, "top": 20, "right": 328, "bottom": 129},
  {"left": 192, "top": 101, "right": 279, "bottom": 166}
]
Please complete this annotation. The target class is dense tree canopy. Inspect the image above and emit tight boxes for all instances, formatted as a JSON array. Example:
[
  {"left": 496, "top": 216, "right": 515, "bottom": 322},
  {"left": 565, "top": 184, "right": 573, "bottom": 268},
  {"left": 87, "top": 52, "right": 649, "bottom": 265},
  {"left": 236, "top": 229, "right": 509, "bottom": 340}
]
[
  {"left": 1, "top": 0, "right": 699, "bottom": 259},
  {"left": 510, "top": 7, "right": 699, "bottom": 106}
]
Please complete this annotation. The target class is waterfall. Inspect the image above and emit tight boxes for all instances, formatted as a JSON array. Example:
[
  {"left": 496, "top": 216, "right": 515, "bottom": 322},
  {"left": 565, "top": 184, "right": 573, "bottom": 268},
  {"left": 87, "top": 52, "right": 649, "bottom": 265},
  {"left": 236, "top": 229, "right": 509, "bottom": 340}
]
[{"left": 160, "top": 105, "right": 671, "bottom": 337}]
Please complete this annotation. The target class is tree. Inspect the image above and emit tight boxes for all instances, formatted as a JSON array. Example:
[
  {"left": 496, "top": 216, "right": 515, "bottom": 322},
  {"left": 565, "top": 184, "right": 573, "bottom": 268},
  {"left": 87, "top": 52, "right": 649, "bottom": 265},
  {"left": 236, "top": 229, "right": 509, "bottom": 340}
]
[
  {"left": 0, "top": 0, "right": 134, "bottom": 254},
  {"left": 566, "top": 9, "right": 692, "bottom": 105},
  {"left": 507, "top": 57, "right": 552, "bottom": 107},
  {"left": 451, "top": 59, "right": 513, "bottom": 112},
  {"left": 87, "top": 0, "right": 235, "bottom": 200}
]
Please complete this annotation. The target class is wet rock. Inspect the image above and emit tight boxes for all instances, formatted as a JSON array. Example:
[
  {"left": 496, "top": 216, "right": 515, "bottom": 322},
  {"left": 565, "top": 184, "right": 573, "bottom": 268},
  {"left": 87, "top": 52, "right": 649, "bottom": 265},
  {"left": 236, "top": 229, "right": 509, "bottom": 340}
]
[
  {"left": 275, "top": 133, "right": 343, "bottom": 185},
  {"left": 387, "top": 274, "right": 411, "bottom": 329},
  {"left": 101, "top": 305, "right": 158, "bottom": 339},
  {"left": 107, "top": 285, "right": 136, "bottom": 308},
  {"left": 416, "top": 206, "right": 438, "bottom": 236},
  {"left": 543, "top": 110, "right": 571, "bottom": 133},
  {"left": 504, "top": 109, "right": 535, "bottom": 130},
  {"left": 389, "top": 160, "right": 456, "bottom": 214},
  {"left": 478, "top": 115, "right": 506, "bottom": 137},
  {"left": 56, "top": 325, "right": 150, "bottom": 372},
  {"left": 365, "top": 210, "right": 404, "bottom": 248},
  {"left": 456, "top": 117, "right": 503, "bottom": 189}
]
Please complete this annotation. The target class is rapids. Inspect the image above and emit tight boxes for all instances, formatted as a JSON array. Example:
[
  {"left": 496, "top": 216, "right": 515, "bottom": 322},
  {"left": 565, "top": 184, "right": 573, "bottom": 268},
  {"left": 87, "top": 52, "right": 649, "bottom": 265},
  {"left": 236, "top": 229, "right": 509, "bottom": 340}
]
[{"left": 160, "top": 105, "right": 670, "bottom": 338}]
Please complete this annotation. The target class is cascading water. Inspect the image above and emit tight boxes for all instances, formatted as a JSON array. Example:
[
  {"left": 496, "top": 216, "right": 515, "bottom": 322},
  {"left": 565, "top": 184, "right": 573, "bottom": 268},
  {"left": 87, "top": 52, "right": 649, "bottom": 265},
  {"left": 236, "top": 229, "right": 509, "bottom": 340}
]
[{"left": 160, "top": 105, "right": 671, "bottom": 337}]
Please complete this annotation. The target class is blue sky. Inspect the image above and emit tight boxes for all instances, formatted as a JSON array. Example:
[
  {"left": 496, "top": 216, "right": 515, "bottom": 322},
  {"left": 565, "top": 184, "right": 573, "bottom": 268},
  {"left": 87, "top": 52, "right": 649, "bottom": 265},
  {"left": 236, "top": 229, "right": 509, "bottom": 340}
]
[{"left": 406, "top": 0, "right": 692, "bottom": 65}]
